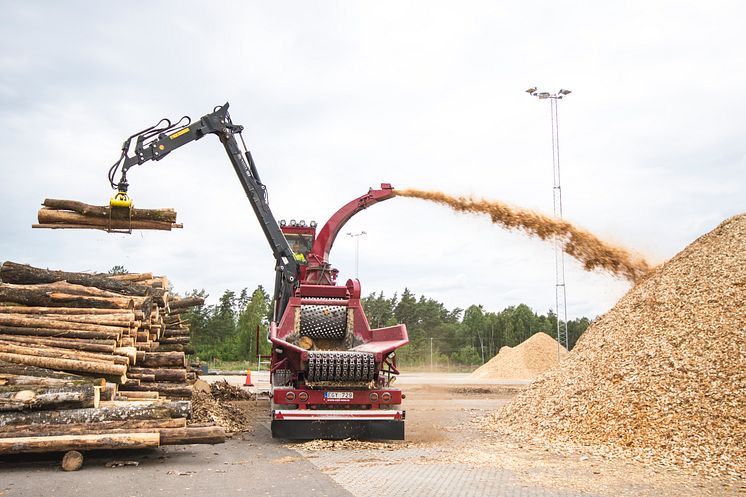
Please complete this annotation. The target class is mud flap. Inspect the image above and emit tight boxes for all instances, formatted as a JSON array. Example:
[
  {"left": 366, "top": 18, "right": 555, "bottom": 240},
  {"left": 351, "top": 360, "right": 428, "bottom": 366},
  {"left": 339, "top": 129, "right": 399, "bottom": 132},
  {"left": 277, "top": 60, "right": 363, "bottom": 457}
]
[{"left": 272, "top": 419, "right": 405, "bottom": 440}]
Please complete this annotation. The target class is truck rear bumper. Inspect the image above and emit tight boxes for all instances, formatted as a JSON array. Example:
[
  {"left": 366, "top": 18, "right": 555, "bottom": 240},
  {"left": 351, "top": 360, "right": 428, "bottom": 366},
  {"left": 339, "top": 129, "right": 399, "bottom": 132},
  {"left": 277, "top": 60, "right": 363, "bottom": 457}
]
[{"left": 271, "top": 410, "right": 405, "bottom": 440}]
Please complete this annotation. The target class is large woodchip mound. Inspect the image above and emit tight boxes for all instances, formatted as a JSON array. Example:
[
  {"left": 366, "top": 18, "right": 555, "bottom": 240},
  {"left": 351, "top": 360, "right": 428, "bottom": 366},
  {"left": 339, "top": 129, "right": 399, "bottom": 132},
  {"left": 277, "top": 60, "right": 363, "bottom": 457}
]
[
  {"left": 484, "top": 213, "right": 746, "bottom": 479},
  {"left": 471, "top": 332, "right": 566, "bottom": 380}
]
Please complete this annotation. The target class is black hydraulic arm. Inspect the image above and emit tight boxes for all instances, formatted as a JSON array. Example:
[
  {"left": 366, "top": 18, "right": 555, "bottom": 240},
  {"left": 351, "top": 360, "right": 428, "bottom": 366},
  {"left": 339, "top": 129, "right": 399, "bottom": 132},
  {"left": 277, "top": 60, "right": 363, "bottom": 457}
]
[{"left": 108, "top": 103, "right": 299, "bottom": 320}]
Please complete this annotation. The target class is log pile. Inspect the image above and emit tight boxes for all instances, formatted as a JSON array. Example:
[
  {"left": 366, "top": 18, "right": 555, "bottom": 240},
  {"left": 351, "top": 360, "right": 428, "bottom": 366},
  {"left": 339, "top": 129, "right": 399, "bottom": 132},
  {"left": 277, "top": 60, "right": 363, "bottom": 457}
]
[
  {"left": 0, "top": 262, "right": 221, "bottom": 455},
  {"left": 33, "top": 198, "right": 183, "bottom": 231}
]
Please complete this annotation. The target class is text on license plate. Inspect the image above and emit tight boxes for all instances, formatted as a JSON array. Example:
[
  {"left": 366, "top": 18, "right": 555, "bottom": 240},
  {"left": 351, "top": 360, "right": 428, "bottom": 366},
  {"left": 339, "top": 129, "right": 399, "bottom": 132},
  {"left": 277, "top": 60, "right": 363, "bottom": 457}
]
[{"left": 324, "top": 391, "right": 353, "bottom": 400}]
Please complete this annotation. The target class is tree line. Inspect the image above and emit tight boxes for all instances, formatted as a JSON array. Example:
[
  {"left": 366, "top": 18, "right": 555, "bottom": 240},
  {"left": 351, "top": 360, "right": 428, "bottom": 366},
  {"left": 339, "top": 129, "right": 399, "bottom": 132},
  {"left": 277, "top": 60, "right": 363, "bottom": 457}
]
[{"left": 181, "top": 286, "right": 592, "bottom": 366}]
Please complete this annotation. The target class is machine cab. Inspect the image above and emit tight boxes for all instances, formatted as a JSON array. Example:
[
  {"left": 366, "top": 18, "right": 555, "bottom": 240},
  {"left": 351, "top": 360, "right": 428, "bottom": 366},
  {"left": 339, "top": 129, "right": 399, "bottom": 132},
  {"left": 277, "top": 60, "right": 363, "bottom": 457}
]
[{"left": 279, "top": 219, "right": 316, "bottom": 263}]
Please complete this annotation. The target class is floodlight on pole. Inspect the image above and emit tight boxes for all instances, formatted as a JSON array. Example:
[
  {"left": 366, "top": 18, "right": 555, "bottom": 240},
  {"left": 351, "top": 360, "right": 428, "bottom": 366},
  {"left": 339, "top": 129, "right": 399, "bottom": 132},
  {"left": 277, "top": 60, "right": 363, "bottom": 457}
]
[
  {"left": 527, "top": 87, "right": 572, "bottom": 359},
  {"left": 346, "top": 231, "right": 367, "bottom": 279}
]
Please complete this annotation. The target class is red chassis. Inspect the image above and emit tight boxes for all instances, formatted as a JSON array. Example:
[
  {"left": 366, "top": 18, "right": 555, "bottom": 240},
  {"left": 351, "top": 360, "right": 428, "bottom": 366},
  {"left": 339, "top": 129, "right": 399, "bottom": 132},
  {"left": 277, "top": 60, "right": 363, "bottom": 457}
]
[{"left": 268, "top": 184, "right": 408, "bottom": 440}]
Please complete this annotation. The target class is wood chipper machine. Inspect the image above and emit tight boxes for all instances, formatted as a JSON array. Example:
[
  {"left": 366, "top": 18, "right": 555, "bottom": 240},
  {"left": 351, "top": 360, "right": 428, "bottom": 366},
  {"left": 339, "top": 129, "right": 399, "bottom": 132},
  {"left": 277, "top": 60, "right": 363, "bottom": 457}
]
[{"left": 105, "top": 102, "right": 409, "bottom": 439}]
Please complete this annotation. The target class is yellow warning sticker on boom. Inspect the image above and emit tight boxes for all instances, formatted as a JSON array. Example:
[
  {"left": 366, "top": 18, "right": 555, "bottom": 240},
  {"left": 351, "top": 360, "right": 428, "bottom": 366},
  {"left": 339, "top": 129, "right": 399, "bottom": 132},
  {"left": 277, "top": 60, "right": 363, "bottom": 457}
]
[{"left": 169, "top": 127, "right": 190, "bottom": 140}]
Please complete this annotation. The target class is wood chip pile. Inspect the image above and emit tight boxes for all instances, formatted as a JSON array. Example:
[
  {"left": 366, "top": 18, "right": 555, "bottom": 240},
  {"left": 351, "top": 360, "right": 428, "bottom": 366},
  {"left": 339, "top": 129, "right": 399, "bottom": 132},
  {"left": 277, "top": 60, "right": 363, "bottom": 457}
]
[
  {"left": 483, "top": 213, "right": 746, "bottom": 479},
  {"left": 0, "top": 261, "right": 225, "bottom": 455},
  {"left": 470, "top": 332, "right": 566, "bottom": 380}
]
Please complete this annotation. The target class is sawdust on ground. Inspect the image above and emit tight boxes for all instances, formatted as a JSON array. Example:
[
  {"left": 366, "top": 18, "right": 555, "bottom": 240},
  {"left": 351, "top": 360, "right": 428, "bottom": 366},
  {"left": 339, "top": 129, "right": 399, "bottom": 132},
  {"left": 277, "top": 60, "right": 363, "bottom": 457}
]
[
  {"left": 471, "top": 331, "right": 567, "bottom": 380},
  {"left": 482, "top": 213, "right": 746, "bottom": 480},
  {"left": 191, "top": 391, "right": 254, "bottom": 434},
  {"left": 395, "top": 188, "right": 650, "bottom": 281}
]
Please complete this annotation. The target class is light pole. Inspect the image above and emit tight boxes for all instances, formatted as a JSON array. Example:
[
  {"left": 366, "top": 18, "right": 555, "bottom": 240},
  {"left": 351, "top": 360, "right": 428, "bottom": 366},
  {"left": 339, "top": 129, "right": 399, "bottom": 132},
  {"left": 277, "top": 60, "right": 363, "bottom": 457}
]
[
  {"left": 526, "top": 87, "right": 571, "bottom": 359},
  {"left": 346, "top": 231, "right": 367, "bottom": 279}
]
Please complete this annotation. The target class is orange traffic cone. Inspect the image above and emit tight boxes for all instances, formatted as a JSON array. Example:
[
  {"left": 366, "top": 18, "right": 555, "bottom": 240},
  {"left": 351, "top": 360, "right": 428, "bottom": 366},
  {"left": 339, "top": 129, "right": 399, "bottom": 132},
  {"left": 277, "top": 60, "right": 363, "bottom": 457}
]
[{"left": 243, "top": 368, "right": 254, "bottom": 387}]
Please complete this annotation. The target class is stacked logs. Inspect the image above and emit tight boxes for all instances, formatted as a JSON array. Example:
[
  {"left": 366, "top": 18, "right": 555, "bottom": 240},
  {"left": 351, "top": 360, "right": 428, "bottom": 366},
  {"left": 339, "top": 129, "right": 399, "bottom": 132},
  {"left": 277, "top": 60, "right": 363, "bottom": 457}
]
[
  {"left": 0, "top": 262, "right": 220, "bottom": 455},
  {"left": 33, "top": 198, "right": 183, "bottom": 231}
]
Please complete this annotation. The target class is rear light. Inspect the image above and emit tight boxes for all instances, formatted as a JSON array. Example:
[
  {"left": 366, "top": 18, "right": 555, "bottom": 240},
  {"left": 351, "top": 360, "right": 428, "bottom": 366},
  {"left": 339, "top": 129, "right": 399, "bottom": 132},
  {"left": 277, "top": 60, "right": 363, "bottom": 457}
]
[
  {"left": 381, "top": 392, "right": 392, "bottom": 402},
  {"left": 297, "top": 391, "right": 309, "bottom": 402},
  {"left": 369, "top": 392, "right": 379, "bottom": 402},
  {"left": 285, "top": 391, "right": 296, "bottom": 402}
]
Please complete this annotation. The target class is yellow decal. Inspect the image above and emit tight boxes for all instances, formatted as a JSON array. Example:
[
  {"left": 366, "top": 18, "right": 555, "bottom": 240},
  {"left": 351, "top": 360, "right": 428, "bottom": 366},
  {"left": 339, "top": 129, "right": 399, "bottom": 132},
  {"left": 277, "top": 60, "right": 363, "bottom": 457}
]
[{"left": 169, "top": 127, "right": 190, "bottom": 140}]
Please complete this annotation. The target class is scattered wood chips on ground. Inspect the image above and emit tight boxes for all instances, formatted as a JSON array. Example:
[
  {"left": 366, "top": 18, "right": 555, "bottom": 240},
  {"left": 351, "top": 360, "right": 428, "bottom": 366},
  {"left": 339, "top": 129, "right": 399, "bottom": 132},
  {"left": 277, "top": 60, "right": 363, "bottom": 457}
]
[{"left": 482, "top": 213, "right": 746, "bottom": 480}]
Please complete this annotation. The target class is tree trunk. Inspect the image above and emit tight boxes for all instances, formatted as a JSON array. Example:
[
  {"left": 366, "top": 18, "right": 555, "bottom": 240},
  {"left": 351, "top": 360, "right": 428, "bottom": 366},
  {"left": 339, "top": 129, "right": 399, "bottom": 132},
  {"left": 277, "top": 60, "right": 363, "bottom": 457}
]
[
  {"left": 42, "top": 199, "right": 177, "bottom": 223},
  {"left": 140, "top": 351, "right": 186, "bottom": 368},
  {"left": 0, "top": 360, "right": 96, "bottom": 380},
  {"left": 0, "top": 384, "right": 99, "bottom": 412},
  {"left": 0, "top": 285, "right": 127, "bottom": 310},
  {"left": 0, "top": 432, "right": 160, "bottom": 454},
  {"left": 36, "top": 209, "right": 181, "bottom": 231},
  {"left": 169, "top": 296, "right": 205, "bottom": 310},
  {"left": 0, "top": 400, "right": 191, "bottom": 426},
  {"left": 0, "top": 325, "right": 121, "bottom": 340},
  {"left": 159, "top": 426, "right": 225, "bottom": 445},
  {"left": 0, "top": 334, "right": 116, "bottom": 353},
  {"left": 0, "top": 352, "right": 127, "bottom": 380},
  {"left": 0, "top": 374, "right": 103, "bottom": 388},
  {"left": 154, "top": 344, "right": 195, "bottom": 354},
  {"left": 0, "top": 314, "right": 130, "bottom": 334},
  {"left": 118, "top": 382, "right": 193, "bottom": 398},
  {"left": 0, "top": 417, "right": 184, "bottom": 436},
  {"left": 0, "top": 262, "right": 150, "bottom": 297},
  {"left": 0, "top": 306, "right": 144, "bottom": 319},
  {"left": 128, "top": 367, "right": 187, "bottom": 382},
  {"left": 0, "top": 342, "right": 129, "bottom": 366},
  {"left": 107, "top": 273, "right": 153, "bottom": 283}
]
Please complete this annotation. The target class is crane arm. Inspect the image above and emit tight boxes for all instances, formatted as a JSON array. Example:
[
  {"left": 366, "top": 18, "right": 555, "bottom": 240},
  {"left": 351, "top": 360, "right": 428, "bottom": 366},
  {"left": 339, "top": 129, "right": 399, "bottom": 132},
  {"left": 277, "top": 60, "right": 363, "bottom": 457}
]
[{"left": 108, "top": 103, "right": 298, "bottom": 320}]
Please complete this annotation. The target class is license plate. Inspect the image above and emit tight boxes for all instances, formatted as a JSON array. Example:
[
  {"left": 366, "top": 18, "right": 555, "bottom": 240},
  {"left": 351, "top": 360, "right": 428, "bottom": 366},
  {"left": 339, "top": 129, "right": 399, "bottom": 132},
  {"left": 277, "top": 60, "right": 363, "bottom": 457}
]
[{"left": 324, "top": 391, "right": 353, "bottom": 400}]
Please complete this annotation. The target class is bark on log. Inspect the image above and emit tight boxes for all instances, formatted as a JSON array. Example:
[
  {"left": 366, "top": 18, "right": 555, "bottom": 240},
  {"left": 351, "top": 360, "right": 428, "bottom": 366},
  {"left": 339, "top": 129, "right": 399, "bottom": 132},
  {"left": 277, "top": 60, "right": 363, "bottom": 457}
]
[
  {"left": 168, "top": 296, "right": 205, "bottom": 310},
  {"left": 141, "top": 352, "right": 186, "bottom": 368},
  {"left": 0, "top": 285, "right": 126, "bottom": 310},
  {"left": 0, "top": 315, "right": 129, "bottom": 334},
  {"left": 36, "top": 209, "right": 181, "bottom": 231},
  {"left": 154, "top": 344, "right": 195, "bottom": 354},
  {"left": 160, "top": 426, "right": 225, "bottom": 445},
  {"left": 0, "top": 352, "right": 127, "bottom": 380},
  {"left": 42, "top": 199, "right": 177, "bottom": 223},
  {"left": 0, "top": 313, "right": 138, "bottom": 327},
  {"left": 107, "top": 273, "right": 153, "bottom": 283},
  {"left": 0, "top": 432, "right": 160, "bottom": 454},
  {"left": 0, "top": 325, "right": 120, "bottom": 340},
  {"left": 126, "top": 373, "right": 156, "bottom": 382},
  {"left": 0, "top": 334, "right": 116, "bottom": 353},
  {"left": 0, "top": 374, "right": 103, "bottom": 388},
  {"left": 0, "top": 360, "right": 96, "bottom": 381},
  {"left": 0, "top": 306, "right": 143, "bottom": 319},
  {"left": 118, "top": 382, "right": 193, "bottom": 398},
  {"left": 0, "top": 417, "right": 184, "bottom": 436},
  {"left": 0, "top": 384, "right": 98, "bottom": 412},
  {"left": 158, "top": 337, "right": 191, "bottom": 345},
  {"left": 0, "top": 262, "right": 150, "bottom": 297},
  {"left": 0, "top": 342, "right": 129, "bottom": 366},
  {"left": 0, "top": 400, "right": 191, "bottom": 426},
  {"left": 128, "top": 367, "right": 187, "bottom": 382},
  {"left": 114, "top": 391, "right": 159, "bottom": 400}
]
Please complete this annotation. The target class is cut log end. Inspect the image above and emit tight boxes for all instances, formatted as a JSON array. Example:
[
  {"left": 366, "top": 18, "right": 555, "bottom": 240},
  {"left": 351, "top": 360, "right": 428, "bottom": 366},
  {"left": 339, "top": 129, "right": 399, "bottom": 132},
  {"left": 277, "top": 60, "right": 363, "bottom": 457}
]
[{"left": 62, "top": 450, "right": 84, "bottom": 471}]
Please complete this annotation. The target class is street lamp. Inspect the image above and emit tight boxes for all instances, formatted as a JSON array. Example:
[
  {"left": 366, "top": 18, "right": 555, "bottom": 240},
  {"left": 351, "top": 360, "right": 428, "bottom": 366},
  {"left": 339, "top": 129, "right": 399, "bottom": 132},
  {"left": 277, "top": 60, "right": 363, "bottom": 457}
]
[
  {"left": 527, "top": 87, "right": 571, "bottom": 358},
  {"left": 346, "top": 231, "right": 367, "bottom": 279}
]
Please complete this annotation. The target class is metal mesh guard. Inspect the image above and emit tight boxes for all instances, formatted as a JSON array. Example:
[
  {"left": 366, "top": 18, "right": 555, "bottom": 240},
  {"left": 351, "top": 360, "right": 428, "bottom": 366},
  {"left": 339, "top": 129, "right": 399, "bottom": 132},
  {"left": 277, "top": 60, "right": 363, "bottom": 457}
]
[{"left": 299, "top": 305, "right": 348, "bottom": 340}]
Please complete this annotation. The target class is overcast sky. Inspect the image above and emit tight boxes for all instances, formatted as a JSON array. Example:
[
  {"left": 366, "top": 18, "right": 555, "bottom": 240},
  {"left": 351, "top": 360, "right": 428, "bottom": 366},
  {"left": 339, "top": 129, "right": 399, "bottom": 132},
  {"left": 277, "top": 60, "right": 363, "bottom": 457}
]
[{"left": 1, "top": 1, "right": 743, "bottom": 320}]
